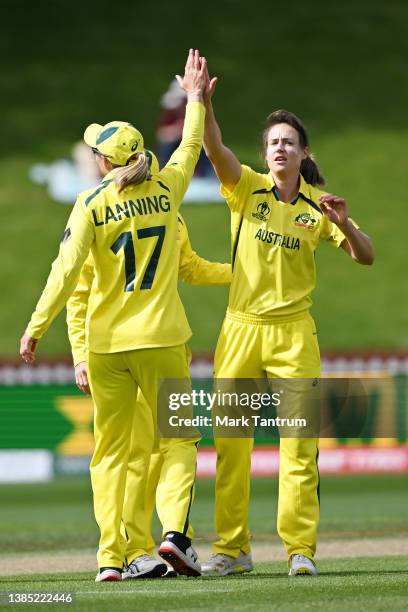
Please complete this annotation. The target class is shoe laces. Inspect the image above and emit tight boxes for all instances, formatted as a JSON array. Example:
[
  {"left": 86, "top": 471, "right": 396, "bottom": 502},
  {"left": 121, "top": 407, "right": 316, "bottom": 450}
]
[{"left": 127, "top": 554, "right": 153, "bottom": 572}]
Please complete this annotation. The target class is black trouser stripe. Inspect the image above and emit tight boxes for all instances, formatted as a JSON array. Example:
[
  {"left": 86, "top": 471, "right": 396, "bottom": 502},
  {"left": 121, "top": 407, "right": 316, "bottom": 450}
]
[
  {"left": 183, "top": 441, "right": 199, "bottom": 535},
  {"left": 121, "top": 519, "right": 130, "bottom": 566},
  {"left": 316, "top": 448, "right": 320, "bottom": 505}
]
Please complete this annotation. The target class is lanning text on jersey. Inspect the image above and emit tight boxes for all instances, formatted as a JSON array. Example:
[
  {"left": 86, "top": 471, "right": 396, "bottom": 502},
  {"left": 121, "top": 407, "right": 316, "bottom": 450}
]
[{"left": 92, "top": 194, "right": 171, "bottom": 227}]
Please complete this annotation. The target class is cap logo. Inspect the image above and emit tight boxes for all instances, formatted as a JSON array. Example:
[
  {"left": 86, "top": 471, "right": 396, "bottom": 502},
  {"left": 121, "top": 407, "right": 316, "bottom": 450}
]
[
  {"left": 96, "top": 126, "right": 119, "bottom": 145},
  {"left": 131, "top": 142, "right": 138, "bottom": 151}
]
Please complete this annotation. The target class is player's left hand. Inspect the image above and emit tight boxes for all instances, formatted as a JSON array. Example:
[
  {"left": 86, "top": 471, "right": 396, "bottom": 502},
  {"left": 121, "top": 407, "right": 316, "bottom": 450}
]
[
  {"left": 319, "top": 194, "right": 349, "bottom": 228},
  {"left": 20, "top": 334, "right": 38, "bottom": 364},
  {"left": 203, "top": 61, "right": 218, "bottom": 106},
  {"left": 75, "top": 361, "right": 91, "bottom": 395}
]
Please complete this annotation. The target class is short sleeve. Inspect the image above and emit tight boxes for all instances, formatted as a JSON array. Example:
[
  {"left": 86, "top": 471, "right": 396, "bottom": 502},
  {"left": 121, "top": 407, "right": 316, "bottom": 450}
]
[
  {"left": 319, "top": 216, "right": 359, "bottom": 248},
  {"left": 220, "top": 165, "right": 256, "bottom": 213}
]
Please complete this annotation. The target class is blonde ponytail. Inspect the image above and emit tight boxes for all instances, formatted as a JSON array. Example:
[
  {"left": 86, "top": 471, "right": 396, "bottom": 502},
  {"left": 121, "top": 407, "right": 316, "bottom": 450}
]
[{"left": 114, "top": 152, "right": 151, "bottom": 192}]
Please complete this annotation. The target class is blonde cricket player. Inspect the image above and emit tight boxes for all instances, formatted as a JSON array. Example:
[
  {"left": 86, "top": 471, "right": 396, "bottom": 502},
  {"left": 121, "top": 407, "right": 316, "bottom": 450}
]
[
  {"left": 200, "top": 69, "right": 374, "bottom": 577},
  {"left": 67, "top": 151, "right": 231, "bottom": 579},
  {"left": 20, "top": 49, "right": 210, "bottom": 581}
]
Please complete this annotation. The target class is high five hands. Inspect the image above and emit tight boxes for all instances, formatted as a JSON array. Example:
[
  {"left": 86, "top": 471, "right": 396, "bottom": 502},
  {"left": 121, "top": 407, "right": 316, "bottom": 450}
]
[
  {"left": 175, "top": 49, "right": 219, "bottom": 106},
  {"left": 176, "top": 49, "right": 208, "bottom": 102}
]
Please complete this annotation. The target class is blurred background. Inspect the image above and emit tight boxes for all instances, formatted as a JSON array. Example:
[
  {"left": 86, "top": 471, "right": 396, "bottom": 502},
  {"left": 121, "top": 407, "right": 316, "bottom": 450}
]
[{"left": 0, "top": 0, "right": 407, "bottom": 562}]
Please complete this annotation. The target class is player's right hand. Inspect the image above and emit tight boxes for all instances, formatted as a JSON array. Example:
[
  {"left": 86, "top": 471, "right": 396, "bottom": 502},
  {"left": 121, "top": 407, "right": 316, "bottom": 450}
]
[
  {"left": 75, "top": 361, "right": 91, "bottom": 395},
  {"left": 176, "top": 48, "right": 207, "bottom": 100},
  {"left": 20, "top": 334, "right": 38, "bottom": 364}
]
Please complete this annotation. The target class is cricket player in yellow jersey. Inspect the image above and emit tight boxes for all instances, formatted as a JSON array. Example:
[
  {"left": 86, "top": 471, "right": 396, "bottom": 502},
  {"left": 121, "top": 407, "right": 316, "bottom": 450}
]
[
  {"left": 20, "top": 49, "right": 208, "bottom": 581},
  {"left": 68, "top": 191, "right": 231, "bottom": 579},
  {"left": 200, "top": 71, "right": 374, "bottom": 577}
]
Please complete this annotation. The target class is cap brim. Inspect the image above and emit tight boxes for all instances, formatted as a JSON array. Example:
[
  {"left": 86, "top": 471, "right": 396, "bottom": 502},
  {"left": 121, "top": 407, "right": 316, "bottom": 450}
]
[{"left": 84, "top": 123, "right": 103, "bottom": 148}]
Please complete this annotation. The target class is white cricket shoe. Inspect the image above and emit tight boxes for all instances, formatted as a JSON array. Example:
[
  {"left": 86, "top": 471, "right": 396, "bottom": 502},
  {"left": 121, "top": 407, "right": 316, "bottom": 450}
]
[
  {"left": 159, "top": 533, "right": 201, "bottom": 577},
  {"left": 288, "top": 554, "right": 317, "bottom": 576},
  {"left": 201, "top": 552, "right": 254, "bottom": 577},
  {"left": 95, "top": 567, "right": 122, "bottom": 582},
  {"left": 122, "top": 555, "right": 168, "bottom": 580}
]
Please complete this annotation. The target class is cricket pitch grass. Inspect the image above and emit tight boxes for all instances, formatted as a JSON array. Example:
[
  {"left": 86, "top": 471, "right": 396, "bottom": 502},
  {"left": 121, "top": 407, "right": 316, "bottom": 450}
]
[{"left": 0, "top": 475, "right": 407, "bottom": 610}]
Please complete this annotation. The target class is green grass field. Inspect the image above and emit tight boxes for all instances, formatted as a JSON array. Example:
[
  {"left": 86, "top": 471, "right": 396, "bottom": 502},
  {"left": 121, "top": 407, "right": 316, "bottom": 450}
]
[
  {"left": 1, "top": 475, "right": 407, "bottom": 553},
  {"left": 0, "top": 475, "right": 407, "bottom": 610},
  {"left": 1, "top": 0, "right": 407, "bottom": 355},
  {"left": 1, "top": 558, "right": 408, "bottom": 612}
]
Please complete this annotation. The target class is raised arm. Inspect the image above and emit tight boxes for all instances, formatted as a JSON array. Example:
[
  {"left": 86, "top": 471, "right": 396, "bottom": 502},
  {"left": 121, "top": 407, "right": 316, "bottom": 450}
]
[
  {"left": 202, "top": 70, "right": 241, "bottom": 193},
  {"left": 159, "top": 50, "right": 207, "bottom": 200}
]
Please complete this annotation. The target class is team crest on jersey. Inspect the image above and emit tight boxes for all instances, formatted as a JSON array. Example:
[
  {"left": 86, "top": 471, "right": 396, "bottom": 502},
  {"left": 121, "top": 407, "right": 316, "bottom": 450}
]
[
  {"left": 252, "top": 201, "right": 270, "bottom": 222},
  {"left": 294, "top": 212, "right": 317, "bottom": 230}
]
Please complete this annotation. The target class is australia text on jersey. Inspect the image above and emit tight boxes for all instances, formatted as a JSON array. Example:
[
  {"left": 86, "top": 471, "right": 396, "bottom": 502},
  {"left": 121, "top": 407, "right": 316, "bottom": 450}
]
[{"left": 254, "top": 228, "right": 300, "bottom": 250}]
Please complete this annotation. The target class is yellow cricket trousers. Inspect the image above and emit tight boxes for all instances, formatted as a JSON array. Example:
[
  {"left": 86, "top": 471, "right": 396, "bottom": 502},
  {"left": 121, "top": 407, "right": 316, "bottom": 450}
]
[
  {"left": 118, "top": 346, "right": 194, "bottom": 562},
  {"left": 88, "top": 344, "right": 199, "bottom": 569},
  {"left": 213, "top": 309, "right": 321, "bottom": 560},
  {"left": 120, "top": 393, "right": 194, "bottom": 562}
]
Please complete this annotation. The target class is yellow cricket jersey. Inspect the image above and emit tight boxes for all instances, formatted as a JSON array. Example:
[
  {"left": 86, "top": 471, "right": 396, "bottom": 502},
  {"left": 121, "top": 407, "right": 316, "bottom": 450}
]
[
  {"left": 66, "top": 255, "right": 94, "bottom": 366},
  {"left": 26, "top": 101, "right": 206, "bottom": 352},
  {"left": 67, "top": 213, "right": 232, "bottom": 365},
  {"left": 177, "top": 214, "right": 232, "bottom": 286},
  {"left": 222, "top": 165, "right": 357, "bottom": 319}
]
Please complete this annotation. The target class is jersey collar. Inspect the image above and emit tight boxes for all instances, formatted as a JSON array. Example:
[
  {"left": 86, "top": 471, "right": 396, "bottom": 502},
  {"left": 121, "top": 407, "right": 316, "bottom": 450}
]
[{"left": 268, "top": 173, "right": 320, "bottom": 211}]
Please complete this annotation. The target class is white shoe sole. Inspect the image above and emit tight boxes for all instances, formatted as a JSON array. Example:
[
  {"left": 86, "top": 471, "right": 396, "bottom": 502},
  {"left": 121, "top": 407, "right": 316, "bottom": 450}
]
[
  {"left": 289, "top": 570, "right": 316, "bottom": 576},
  {"left": 288, "top": 566, "right": 317, "bottom": 576},
  {"left": 95, "top": 569, "right": 122, "bottom": 582},
  {"left": 159, "top": 541, "right": 201, "bottom": 577},
  {"left": 201, "top": 563, "right": 253, "bottom": 577}
]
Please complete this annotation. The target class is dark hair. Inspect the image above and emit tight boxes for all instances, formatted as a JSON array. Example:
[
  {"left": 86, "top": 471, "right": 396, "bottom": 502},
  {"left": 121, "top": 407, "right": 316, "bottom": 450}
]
[{"left": 262, "top": 110, "right": 325, "bottom": 186}]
